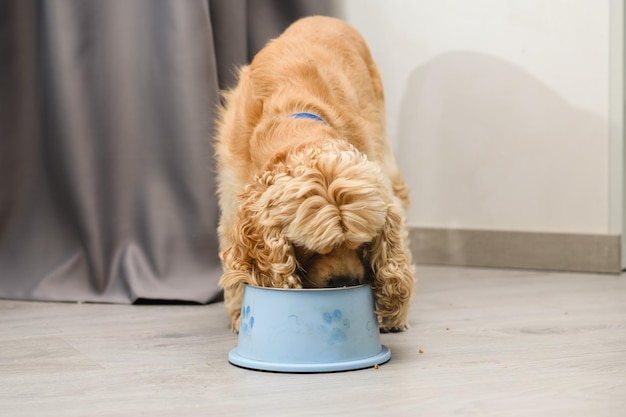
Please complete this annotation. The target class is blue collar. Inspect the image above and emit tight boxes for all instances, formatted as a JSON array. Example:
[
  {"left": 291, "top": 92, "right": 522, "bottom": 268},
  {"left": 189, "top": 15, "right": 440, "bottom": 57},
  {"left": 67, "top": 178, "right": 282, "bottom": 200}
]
[{"left": 290, "top": 112, "right": 327, "bottom": 124}]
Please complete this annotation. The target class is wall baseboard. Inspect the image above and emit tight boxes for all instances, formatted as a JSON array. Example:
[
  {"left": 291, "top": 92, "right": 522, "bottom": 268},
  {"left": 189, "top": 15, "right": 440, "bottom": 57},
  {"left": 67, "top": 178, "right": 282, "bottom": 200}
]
[{"left": 410, "top": 227, "right": 622, "bottom": 274}]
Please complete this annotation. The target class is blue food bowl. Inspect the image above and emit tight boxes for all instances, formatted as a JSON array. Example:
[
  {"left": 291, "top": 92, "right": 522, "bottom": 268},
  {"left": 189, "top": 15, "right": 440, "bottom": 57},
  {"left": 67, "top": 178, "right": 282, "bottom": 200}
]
[{"left": 228, "top": 284, "right": 390, "bottom": 373}]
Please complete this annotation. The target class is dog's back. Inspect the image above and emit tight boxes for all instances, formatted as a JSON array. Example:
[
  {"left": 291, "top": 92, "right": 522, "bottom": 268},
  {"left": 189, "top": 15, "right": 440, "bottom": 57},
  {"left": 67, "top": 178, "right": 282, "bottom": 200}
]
[
  {"left": 247, "top": 16, "right": 387, "bottom": 151},
  {"left": 252, "top": 16, "right": 385, "bottom": 109}
]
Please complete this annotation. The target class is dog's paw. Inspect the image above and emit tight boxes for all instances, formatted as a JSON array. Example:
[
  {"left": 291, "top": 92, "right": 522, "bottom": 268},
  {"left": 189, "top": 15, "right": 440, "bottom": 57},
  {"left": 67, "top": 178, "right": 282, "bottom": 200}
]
[
  {"left": 379, "top": 324, "right": 409, "bottom": 333},
  {"left": 231, "top": 311, "right": 241, "bottom": 333},
  {"left": 378, "top": 316, "right": 409, "bottom": 333}
]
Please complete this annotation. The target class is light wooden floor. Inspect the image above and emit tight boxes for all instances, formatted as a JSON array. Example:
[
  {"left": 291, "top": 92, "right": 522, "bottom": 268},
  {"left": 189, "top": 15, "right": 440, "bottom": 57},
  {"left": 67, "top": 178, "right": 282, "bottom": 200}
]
[{"left": 1, "top": 266, "right": 625, "bottom": 417}]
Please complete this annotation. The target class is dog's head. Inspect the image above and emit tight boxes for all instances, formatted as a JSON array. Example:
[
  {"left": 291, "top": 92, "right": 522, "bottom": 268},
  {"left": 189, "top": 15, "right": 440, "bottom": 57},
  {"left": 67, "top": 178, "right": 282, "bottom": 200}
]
[
  {"left": 220, "top": 139, "right": 407, "bottom": 290},
  {"left": 273, "top": 140, "right": 388, "bottom": 287}
]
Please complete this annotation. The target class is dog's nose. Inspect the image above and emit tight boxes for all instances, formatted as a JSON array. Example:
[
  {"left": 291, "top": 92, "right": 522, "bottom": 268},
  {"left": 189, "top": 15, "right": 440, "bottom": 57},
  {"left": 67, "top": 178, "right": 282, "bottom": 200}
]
[{"left": 327, "top": 276, "right": 361, "bottom": 288}]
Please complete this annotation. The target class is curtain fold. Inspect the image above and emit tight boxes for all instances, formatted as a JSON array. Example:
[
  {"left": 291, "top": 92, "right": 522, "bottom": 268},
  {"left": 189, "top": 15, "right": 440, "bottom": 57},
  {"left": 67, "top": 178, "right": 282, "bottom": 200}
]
[{"left": 0, "top": 0, "right": 329, "bottom": 303}]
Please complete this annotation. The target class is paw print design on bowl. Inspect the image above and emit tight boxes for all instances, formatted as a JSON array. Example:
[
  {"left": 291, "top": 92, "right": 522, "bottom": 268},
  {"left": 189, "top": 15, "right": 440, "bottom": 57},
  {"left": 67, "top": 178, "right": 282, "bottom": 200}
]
[
  {"left": 240, "top": 305, "right": 255, "bottom": 334},
  {"left": 318, "top": 309, "right": 350, "bottom": 345}
]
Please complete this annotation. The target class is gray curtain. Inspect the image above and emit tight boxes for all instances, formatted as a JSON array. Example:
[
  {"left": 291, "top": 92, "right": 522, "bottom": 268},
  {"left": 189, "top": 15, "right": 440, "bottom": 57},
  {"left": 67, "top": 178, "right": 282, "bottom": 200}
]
[{"left": 0, "top": 0, "right": 329, "bottom": 304}]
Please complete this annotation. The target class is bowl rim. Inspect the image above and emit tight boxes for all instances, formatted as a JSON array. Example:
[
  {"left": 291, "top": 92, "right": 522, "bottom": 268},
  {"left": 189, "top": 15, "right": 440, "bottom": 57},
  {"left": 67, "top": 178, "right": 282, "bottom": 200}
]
[{"left": 242, "top": 283, "right": 372, "bottom": 292}]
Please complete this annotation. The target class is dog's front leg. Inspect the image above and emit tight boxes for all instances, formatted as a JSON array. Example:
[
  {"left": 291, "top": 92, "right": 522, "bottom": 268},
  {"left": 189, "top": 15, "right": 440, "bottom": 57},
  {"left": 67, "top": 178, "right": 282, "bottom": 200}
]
[
  {"left": 220, "top": 265, "right": 255, "bottom": 332},
  {"left": 370, "top": 202, "right": 415, "bottom": 332},
  {"left": 373, "top": 266, "right": 413, "bottom": 332},
  {"left": 224, "top": 283, "right": 245, "bottom": 332}
]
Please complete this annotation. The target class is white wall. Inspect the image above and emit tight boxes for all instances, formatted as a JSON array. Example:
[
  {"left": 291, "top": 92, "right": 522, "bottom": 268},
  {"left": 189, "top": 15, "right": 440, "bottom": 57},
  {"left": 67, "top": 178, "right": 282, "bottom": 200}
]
[{"left": 333, "top": 0, "right": 615, "bottom": 235}]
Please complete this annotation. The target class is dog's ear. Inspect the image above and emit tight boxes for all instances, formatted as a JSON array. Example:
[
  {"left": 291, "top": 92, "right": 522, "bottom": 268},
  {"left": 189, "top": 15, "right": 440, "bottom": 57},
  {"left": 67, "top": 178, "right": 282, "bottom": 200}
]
[
  {"left": 219, "top": 174, "right": 301, "bottom": 290},
  {"left": 369, "top": 199, "right": 415, "bottom": 331}
]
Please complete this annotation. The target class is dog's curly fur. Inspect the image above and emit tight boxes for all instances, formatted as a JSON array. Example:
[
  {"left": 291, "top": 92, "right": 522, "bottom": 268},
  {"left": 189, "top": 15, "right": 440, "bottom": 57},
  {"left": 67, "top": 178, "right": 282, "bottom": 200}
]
[{"left": 214, "top": 16, "right": 414, "bottom": 332}]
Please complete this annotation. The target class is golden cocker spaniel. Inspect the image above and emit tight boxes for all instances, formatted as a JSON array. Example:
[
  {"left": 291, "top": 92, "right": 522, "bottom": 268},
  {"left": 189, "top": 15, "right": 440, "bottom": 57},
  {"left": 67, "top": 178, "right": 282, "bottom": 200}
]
[{"left": 215, "top": 16, "right": 414, "bottom": 333}]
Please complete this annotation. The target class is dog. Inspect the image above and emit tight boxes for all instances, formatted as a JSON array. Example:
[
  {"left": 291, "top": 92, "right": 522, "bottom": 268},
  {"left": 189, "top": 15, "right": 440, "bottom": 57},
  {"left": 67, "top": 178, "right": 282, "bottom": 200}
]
[{"left": 214, "top": 16, "right": 414, "bottom": 333}]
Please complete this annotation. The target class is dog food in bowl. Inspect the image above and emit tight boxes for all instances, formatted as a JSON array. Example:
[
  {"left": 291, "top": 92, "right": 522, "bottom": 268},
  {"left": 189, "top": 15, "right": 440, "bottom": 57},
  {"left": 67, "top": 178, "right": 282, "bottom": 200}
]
[{"left": 228, "top": 284, "right": 390, "bottom": 373}]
